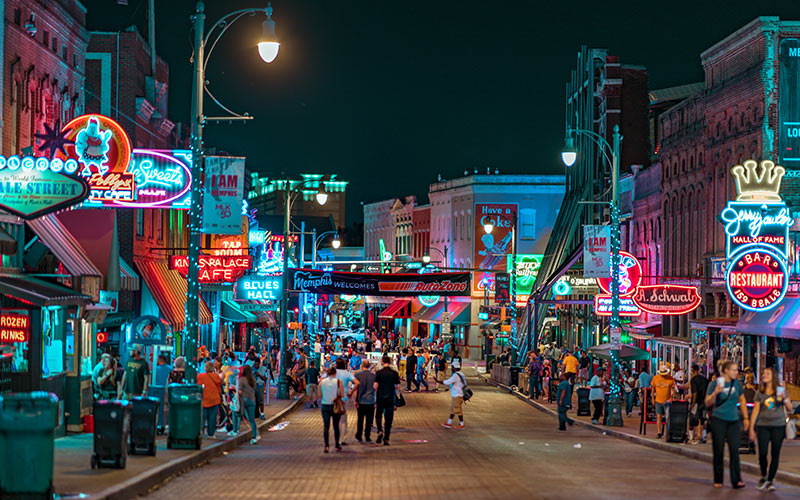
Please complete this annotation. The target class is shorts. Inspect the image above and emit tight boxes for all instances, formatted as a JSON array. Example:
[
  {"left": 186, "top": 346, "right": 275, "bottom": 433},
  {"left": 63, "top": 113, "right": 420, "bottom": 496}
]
[
  {"left": 578, "top": 368, "right": 588, "bottom": 379},
  {"left": 450, "top": 396, "right": 464, "bottom": 416},
  {"left": 306, "top": 383, "right": 318, "bottom": 397},
  {"left": 689, "top": 405, "right": 706, "bottom": 427},
  {"left": 655, "top": 402, "right": 668, "bottom": 416}
]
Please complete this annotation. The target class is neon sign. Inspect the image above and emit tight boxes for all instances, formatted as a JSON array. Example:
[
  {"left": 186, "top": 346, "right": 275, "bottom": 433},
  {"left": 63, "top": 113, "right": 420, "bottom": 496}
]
[
  {"left": 234, "top": 275, "right": 282, "bottom": 301},
  {"left": 0, "top": 166, "right": 89, "bottom": 219},
  {"left": 0, "top": 311, "right": 29, "bottom": 343},
  {"left": 340, "top": 294, "right": 361, "bottom": 303},
  {"left": 593, "top": 296, "right": 641, "bottom": 317},
  {"left": 418, "top": 296, "right": 441, "bottom": 307},
  {"left": 632, "top": 284, "right": 701, "bottom": 316},
  {"left": 726, "top": 246, "right": 788, "bottom": 312},
  {"left": 169, "top": 255, "right": 252, "bottom": 284},
  {"left": 596, "top": 251, "right": 642, "bottom": 296}
]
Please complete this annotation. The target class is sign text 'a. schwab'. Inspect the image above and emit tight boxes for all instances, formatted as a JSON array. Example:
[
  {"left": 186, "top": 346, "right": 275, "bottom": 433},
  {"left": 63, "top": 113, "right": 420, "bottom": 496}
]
[
  {"left": 632, "top": 285, "right": 702, "bottom": 316},
  {"left": 288, "top": 268, "right": 471, "bottom": 297},
  {"left": 170, "top": 255, "right": 252, "bottom": 283}
]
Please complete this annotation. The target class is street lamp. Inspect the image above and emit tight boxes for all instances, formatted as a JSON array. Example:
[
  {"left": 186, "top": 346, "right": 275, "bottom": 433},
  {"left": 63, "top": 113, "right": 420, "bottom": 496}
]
[
  {"left": 185, "top": 1, "right": 279, "bottom": 383},
  {"left": 332, "top": 235, "right": 341, "bottom": 249},
  {"left": 561, "top": 124, "right": 623, "bottom": 427},
  {"left": 422, "top": 254, "right": 431, "bottom": 264},
  {"left": 257, "top": 4, "right": 280, "bottom": 63},
  {"left": 277, "top": 176, "right": 333, "bottom": 399}
]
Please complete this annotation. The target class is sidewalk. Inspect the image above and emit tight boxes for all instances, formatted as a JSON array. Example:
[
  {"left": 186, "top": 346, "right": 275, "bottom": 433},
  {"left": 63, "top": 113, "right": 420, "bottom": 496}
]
[
  {"left": 478, "top": 372, "right": 800, "bottom": 487},
  {"left": 53, "top": 385, "right": 304, "bottom": 500}
]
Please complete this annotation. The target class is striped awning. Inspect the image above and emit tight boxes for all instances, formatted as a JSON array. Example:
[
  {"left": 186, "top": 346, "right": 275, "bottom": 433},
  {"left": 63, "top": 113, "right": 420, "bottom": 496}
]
[
  {"left": 134, "top": 258, "right": 212, "bottom": 332},
  {"left": 119, "top": 257, "right": 140, "bottom": 291},
  {"left": 0, "top": 275, "right": 91, "bottom": 307},
  {"left": 27, "top": 215, "right": 101, "bottom": 278}
]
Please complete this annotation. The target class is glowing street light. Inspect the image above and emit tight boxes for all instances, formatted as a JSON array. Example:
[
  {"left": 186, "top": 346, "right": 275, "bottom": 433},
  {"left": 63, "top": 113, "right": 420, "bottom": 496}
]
[
  {"left": 257, "top": 3, "right": 280, "bottom": 63},
  {"left": 561, "top": 135, "right": 577, "bottom": 167},
  {"left": 315, "top": 186, "right": 329, "bottom": 206},
  {"left": 423, "top": 254, "right": 431, "bottom": 264},
  {"left": 332, "top": 235, "right": 341, "bottom": 249}
]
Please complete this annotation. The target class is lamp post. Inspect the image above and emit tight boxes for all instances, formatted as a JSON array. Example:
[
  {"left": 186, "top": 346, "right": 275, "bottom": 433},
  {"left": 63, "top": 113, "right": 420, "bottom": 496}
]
[
  {"left": 561, "top": 124, "right": 623, "bottom": 427},
  {"left": 185, "top": 1, "right": 279, "bottom": 383},
  {"left": 482, "top": 214, "right": 517, "bottom": 362},
  {"left": 276, "top": 177, "right": 331, "bottom": 400}
]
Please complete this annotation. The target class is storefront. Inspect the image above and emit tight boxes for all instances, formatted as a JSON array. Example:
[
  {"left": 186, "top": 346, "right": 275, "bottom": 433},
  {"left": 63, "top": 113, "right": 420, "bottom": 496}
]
[{"left": 378, "top": 298, "right": 411, "bottom": 335}]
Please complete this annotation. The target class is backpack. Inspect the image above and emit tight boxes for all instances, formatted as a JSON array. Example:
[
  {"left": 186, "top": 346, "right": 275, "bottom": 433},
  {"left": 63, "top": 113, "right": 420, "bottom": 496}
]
[{"left": 457, "top": 373, "right": 473, "bottom": 401}]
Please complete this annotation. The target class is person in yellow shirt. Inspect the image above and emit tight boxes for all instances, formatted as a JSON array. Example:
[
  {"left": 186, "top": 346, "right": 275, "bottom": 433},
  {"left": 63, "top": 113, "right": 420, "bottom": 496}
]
[
  {"left": 563, "top": 350, "right": 579, "bottom": 386},
  {"left": 651, "top": 364, "right": 676, "bottom": 438}
]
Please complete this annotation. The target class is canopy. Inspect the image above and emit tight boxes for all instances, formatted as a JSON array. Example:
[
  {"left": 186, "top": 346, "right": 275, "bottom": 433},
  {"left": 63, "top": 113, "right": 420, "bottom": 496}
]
[
  {"left": 378, "top": 299, "right": 411, "bottom": 319},
  {"left": 0, "top": 275, "right": 91, "bottom": 307},
  {"left": 588, "top": 343, "right": 650, "bottom": 361},
  {"left": 737, "top": 298, "right": 800, "bottom": 340}
]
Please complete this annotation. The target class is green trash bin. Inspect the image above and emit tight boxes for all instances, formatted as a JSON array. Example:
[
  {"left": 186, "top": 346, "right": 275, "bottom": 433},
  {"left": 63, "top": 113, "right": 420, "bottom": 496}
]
[
  {"left": 0, "top": 392, "right": 59, "bottom": 499},
  {"left": 167, "top": 384, "right": 202, "bottom": 450}
]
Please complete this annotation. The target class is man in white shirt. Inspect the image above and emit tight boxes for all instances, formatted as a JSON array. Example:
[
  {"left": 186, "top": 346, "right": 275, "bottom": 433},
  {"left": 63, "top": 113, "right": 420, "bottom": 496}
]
[{"left": 441, "top": 360, "right": 467, "bottom": 429}]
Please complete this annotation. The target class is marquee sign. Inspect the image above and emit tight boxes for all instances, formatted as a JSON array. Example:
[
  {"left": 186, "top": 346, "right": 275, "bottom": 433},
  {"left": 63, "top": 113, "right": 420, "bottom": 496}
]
[
  {"left": 288, "top": 268, "right": 471, "bottom": 297},
  {"left": 169, "top": 255, "right": 253, "bottom": 283},
  {"left": 0, "top": 310, "right": 29, "bottom": 343},
  {"left": 726, "top": 246, "right": 788, "bottom": 312},
  {"left": 0, "top": 165, "right": 89, "bottom": 219},
  {"left": 632, "top": 284, "right": 702, "bottom": 316}
]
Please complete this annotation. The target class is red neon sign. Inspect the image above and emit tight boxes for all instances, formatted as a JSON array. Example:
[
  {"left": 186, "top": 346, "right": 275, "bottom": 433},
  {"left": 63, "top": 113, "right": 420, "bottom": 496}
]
[
  {"left": 632, "top": 284, "right": 702, "bottom": 316},
  {"left": 596, "top": 251, "right": 642, "bottom": 296},
  {"left": 593, "top": 295, "right": 641, "bottom": 317},
  {"left": 0, "top": 312, "right": 29, "bottom": 343},
  {"left": 169, "top": 255, "right": 253, "bottom": 283},
  {"left": 726, "top": 248, "right": 788, "bottom": 312}
]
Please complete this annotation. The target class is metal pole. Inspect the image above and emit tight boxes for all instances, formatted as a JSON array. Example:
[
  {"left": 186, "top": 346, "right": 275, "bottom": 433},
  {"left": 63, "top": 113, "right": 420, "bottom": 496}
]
[
  {"left": 277, "top": 179, "right": 291, "bottom": 399},
  {"left": 607, "top": 123, "right": 623, "bottom": 427},
  {"left": 184, "top": 0, "right": 205, "bottom": 383}
]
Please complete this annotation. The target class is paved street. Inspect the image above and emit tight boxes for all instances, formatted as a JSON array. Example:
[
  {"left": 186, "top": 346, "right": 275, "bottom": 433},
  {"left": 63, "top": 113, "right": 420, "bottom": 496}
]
[{"left": 144, "top": 376, "right": 800, "bottom": 500}]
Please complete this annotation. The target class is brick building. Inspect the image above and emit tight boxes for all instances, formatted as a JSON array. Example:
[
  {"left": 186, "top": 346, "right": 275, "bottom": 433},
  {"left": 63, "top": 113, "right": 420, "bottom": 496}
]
[{"left": 412, "top": 204, "right": 430, "bottom": 260}]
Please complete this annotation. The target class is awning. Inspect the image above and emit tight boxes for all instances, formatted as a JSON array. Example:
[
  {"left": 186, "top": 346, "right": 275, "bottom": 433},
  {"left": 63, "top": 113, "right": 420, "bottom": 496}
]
[
  {"left": 0, "top": 226, "right": 17, "bottom": 255},
  {"left": 412, "top": 300, "right": 471, "bottom": 325},
  {"left": 690, "top": 317, "right": 738, "bottom": 333},
  {"left": 366, "top": 296, "right": 393, "bottom": 305},
  {"left": 27, "top": 215, "right": 101, "bottom": 278},
  {"left": 134, "top": 258, "right": 212, "bottom": 332},
  {"left": 481, "top": 319, "right": 501, "bottom": 330},
  {"left": 413, "top": 302, "right": 444, "bottom": 323},
  {"left": 737, "top": 298, "right": 800, "bottom": 339},
  {"left": 379, "top": 299, "right": 411, "bottom": 319},
  {"left": 623, "top": 320, "right": 662, "bottom": 339},
  {"left": 120, "top": 258, "right": 140, "bottom": 291},
  {"left": 221, "top": 299, "right": 258, "bottom": 323},
  {"left": 0, "top": 275, "right": 91, "bottom": 307}
]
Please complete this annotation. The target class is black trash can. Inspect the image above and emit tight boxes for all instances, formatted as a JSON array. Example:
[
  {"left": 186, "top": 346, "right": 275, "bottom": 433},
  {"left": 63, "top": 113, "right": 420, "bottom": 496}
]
[
  {"left": 576, "top": 388, "right": 591, "bottom": 416},
  {"left": 739, "top": 403, "right": 756, "bottom": 454},
  {"left": 666, "top": 400, "right": 689, "bottom": 443},
  {"left": 92, "top": 400, "right": 131, "bottom": 469},
  {"left": 509, "top": 366, "right": 522, "bottom": 389},
  {"left": 130, "top": 397, "right": 159, "bottom": 456}
]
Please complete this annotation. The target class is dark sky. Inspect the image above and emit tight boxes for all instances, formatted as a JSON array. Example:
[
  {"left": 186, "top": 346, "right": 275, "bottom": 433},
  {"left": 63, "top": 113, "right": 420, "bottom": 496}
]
[{"left": 83, "top": 0, "right": 800, "bottom": 225}]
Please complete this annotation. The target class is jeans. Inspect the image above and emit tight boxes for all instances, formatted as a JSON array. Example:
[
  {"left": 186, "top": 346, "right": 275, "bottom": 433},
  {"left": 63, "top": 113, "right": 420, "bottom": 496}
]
[
  {"left": 242, "top": 397, "right": 258, "bottom": 439},
  {"left": 321, "top": 404, "right": 341, "bottom": 447},
  {"left": 417, "top": 372, "right": 429, "bottom": 391},
  {"left": 558, "top": 406, "right": 573, "bottom": 430},
  {"left": 757, "top": 425, "right": 785, "bottom": 481},
  {"left": 406, "top": 372, "right": 419, "bottom": 391},
  {"left": 255, "top": 384, "right": 265, "bottom": 415},
  {"left": 356, "top": 403, "right": 375, "bottom": 441},
  {"left": 202, "top": 405, "right": 218, "bottom": 437},
  {"left": 232, "top": 405, "right": 241, "bottom": 432},
  {"left": 591, "top": 399, "right": 603, "bottom": 421},
  {"left": 624, "top": 391, "right": 635, "bottom": 415},
  {"left": 709, "top": 417, "right": 742, "bottom": 485},
  {"left": 529, "top": 376, "right": 540, "bottom": 399},
  {"left": 375, "top": 399, "right": 395, "bottom": 442}
]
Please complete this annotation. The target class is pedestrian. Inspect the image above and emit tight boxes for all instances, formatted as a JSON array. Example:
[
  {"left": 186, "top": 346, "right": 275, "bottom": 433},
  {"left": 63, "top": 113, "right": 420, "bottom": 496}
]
[
  {"left": 436, "top": 352, "right": 447, "bottom": 391},
  {"left": 528, "top": 354, "right": 541, "bottom": 400},
  {"left": 556, "top": 373, "right": 574, "bottom": 430},
  {"left": 318, "top": 366, "right": 344, "bottom": 453},
  {"left": 253, "top": 358, "right": 268, "bottom": 418},
  {"left": 354, "top": 359, "right": 377, "bottom": 443},
  {"left": 441, "top": 360, "right": 467, "bottom": 429},
  {"left": 748, "top": 367, "right": 793, "bottom": 491},
  {"left": 689, "top": 364, "right": 708, "bottom": 444},
  {"left": 95, "top": 356, "right": 120, "bottom": 400},
  {"left": 197, "top": 361, "right": 223, "bottom": 438},
  {"left": 651, "top": 364, "right": 675, "bottom": 438},
  {"left": 405, "top": 348, "right": 419, "bottom": 392},
  {"left": 416, "top": 350, "right": 429, "bottom": 392},
  {"left": 674, "top": 364, "right": 687, "bottom": 398},
  {"left": 121, "top": 344, "right": 150, "bottom": 399},
  {"left": 374, "top": 355, "right": 400, "bottom": 446},
  {"left": 305, "top": 360, "right": 321, "bottom": 408},
  {"left": 92, "top": 353, "right": 112, "bottom": 397},
  {"left": 563, "top": 350, "right": 579, "bottom": 386},
  {"left": 578, "top": 351, "right": 590, "bottom": 387},
  {"left": 704, "top": 360, "right": 748, "bottom": 489},
  {"left": 168, "top": 356, "right": 186, "bottom": 384},
  {"left": 429, "top": 351, "right": 441, "bottom": 392},
  {"left": 589, "top": 367, "right": 605, "bottom": 425},
  {"left": 334, "top": 358, "right": 356, "bottom": 444},
  {"left": 238, "top": 364, "right": 261, "bottom": 444},
  {"left": 622, "top": 368, "right": 636, "bottom": 417}
]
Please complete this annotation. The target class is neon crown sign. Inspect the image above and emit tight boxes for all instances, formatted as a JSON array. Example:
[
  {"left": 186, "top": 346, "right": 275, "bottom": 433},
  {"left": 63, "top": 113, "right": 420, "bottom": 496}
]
[{"left": 732, "top": 159, "right": 786, "bottom": 202}]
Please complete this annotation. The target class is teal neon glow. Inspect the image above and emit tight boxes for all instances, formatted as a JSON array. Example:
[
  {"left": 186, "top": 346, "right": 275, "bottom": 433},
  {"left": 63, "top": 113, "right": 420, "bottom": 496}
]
[
  {"left": 74, "top": 116, "right": 112, "bottom": 175},
  {"left": 0, "top": 154, "right": 80, "bottom": 174},
  {"left": 130, "top": 159, "right": 184, "bottom": 188}
]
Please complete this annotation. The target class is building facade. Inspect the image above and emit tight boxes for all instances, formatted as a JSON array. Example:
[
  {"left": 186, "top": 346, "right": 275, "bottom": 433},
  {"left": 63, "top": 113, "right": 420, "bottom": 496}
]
[{"left": 247, "top": 173, "right": 348, "bottom": 231}]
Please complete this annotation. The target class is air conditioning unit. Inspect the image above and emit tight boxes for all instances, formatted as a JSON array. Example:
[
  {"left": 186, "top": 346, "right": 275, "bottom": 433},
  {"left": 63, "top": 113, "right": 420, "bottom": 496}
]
[{"left": 25, "top": 13, "right": 36, "bottom": 37}]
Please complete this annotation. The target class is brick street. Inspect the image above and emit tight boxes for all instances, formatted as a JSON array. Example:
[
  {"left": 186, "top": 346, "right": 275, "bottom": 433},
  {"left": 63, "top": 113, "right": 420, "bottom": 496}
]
[{"left": 143, "top": 376, "right": 800, "bottom": 500}]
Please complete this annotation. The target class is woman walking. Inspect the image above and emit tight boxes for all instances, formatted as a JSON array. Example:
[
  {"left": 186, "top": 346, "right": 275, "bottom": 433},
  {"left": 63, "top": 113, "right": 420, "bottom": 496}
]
[
  {"left": 319, "top": 366, "right": 344, "bottom": 453},
  {"left": 748, "top": 367, "right": 793, "bottom": 491},
  {"left": 704, "top": 361, "right": 748, "bottom": 489},
  {"left": 238, "top": 365, "right": 261, "bottom": 444}
]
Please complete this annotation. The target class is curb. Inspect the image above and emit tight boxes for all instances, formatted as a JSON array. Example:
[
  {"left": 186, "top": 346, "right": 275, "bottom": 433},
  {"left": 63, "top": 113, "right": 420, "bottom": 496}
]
[
  {"left": 87, "top": 396, "right": 305, "bottom": 500},
  {"left": 477, "top": 373, "right": 800, "bottom": 488}
]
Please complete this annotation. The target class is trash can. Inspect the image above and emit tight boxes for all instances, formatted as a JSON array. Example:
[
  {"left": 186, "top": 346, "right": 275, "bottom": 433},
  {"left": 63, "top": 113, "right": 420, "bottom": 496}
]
[
  {"left": 130, "top": 397, "right": 159, "bottom": 456},
  {"left": 92, "top": 399, "right": 131, "bottom": 469},
  {"left": 0, "top": 392, "right": 59, "bottom": 499},
  {"left": 576, "top": 388, "right": 591, "bottom": 416},
  {"left": 666, "top": 400, "right": 689, "bottom": 443},
  {"left": 509, "top": 366, "right": 522, "bottom": 389},
  {"left": 167, "top": 384, "right": 202, "bottom": 450},
  {"left": 149, "top": 384, "right": 167, "bottom": 434}
]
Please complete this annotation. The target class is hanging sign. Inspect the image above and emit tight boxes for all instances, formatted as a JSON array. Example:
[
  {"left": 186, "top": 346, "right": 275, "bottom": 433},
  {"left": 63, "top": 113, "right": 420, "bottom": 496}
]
[
  {"left": 495, "top": 272, "right": 510, "bottom": 305},
  {"left": 234, "top": 275, "right": 283, "bottom": 301},
  {"left": 473, "top": 203, "right": 518, "bottom": 295},
  {"left": 593, "top": 296, "right": 641, "bottom": 317},
  {"left": 130, "top": 315, "right": 171, "bottom": 346},
  {"left": 202, "top": 156, "right": 245, "bottom": 235},
  {"left": 0, "top": 310, "right": 29, "bottom": 343},
  {"left": 596, "top": 251, "right": 642, "bottom": 296},
  {"left": 583, "top": 225, "right": 610, "bottom": 278},
  {"left": 169, "top": 255, "right": 253, "bottom": 283},
  {"left": 288, "top": 268, "right": 471, "bottom": 297},
  {"left": 632, "top": 284, "right": 701, "bottom": 316},
  {"left": 726, "top": 247, "right": 788, "bottom": 312},
  {"left": 117, "top": 150, "right": 192, "bottom": 209},
  {"left": 0, "top": 163, "right": 89, "bottom": 219}
]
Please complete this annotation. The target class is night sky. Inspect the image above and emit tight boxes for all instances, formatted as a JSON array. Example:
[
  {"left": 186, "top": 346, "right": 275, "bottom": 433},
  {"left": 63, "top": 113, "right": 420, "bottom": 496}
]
[{"left": 82, "top": 0, "right": 800, "bottom": 225}]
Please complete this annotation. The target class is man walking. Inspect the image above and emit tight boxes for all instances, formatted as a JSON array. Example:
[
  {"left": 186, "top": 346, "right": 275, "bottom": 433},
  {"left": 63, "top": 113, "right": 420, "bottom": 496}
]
[
  {"left": 441, "top": 360, "right": 467, "bottom": 429},
  {"left": 562, "top": 349, "right": 579, "bottom": 386},
  {"left": 121, "top": 344, "right": 150, "bottom": 399},
  {"left": 528, "top": 353, "right": 541, "bottom": 400},
  {"left": 416, "top": 350, "right": 429, "bottom": 392},
  {"left": 354, "top": 359, "right": 377, "bottom": 443},
  {"left": 405, "top": 348, "right": 419, "bottom": 392},
  {"left": 689, "top": 364, "right": 708, "bottom": 444},
  {"left": 589, "top": 367, "right": 605, "bottom": 425},
  {"left": 374, "top": 355, "right": 400, "bottom": 446},
  {"left": 556, "top": 373, "right": 574, "bottom": 430},
  {"left": 651, "top": 364, "right": 675, "bottom": 438}
]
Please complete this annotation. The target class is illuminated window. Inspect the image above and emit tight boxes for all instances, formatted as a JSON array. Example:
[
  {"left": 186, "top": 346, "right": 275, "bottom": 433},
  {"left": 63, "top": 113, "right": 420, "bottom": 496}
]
[{"left": 520, "top": 209, "right": 536, "bottom": 239}]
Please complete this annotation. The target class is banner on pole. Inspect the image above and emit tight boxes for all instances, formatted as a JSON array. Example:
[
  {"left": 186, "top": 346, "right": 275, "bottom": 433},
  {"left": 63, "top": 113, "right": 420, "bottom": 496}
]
[
  {"left": 583, "top": 225, "right": 610, "bottom": 278},
  {"left": 202, "top": 156, "right": 245, "bottom": 235}
]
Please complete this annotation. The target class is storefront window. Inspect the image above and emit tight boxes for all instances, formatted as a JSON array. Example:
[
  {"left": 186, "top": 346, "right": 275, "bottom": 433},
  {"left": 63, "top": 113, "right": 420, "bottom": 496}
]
[
  {"left": 42, "top": 307, "right": 65, "bottom": 377},
  {"left": 1, "top": 308, "right": 30, "bottom": 373}
]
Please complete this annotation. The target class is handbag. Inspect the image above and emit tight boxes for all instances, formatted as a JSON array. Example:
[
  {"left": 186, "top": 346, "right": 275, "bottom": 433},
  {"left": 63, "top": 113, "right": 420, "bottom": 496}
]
[
  {"left": 458, "top": 373, "right": 473, "bottom": 401},
  {"left": 333, "top": 380, "right": 345, "bottom": 415},
  {"left": 395, "top": 391, "right": 406, "bottom": 408},
  {"left": 786, "top": 411, "right": 797, "bottom": 440}
]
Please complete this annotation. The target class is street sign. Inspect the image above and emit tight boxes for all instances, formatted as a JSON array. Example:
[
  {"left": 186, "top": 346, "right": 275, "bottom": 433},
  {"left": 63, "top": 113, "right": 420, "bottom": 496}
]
[
  {"left": 442, "top": 322, "right": 451, "bottom": 335},
  {"left": 609, "top": 327, "right": 621, "bottom": 348},
  {"left": 442, "top": 333, "right": 453, "bottom": 342},
  {"left": 441, "top": 311, "right": 451, "bottom": 323},
  {"left": 238, "top": 302, "right": 273, "bottom": 311}
]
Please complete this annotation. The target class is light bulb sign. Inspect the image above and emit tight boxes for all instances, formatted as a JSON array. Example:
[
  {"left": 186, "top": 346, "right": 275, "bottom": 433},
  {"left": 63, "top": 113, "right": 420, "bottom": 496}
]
[
  {"left": 594, "top": 296, "right": 640, "bottom": 317},
  {"left": 169, "top": 255, "right": 252, "bottom": 284},
  {"left": 0, "top": 164, "right": 89, "bottom": 219},
  {"left": 234, "top": 275, "right": 282, "bottom": 301},
  {"left": 722, "top": 160, "right": 791, "bottom": 313}
]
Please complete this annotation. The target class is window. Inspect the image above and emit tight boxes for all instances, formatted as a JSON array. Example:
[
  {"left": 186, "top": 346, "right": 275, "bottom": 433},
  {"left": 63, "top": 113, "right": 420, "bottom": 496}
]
[
  {"left": 136, "top": 209, "right": 144, "bottom": 236},
  {"left": 52, "top": 37, "right": 57, "bottom": 53},
  {"left": 520, "top": 209, "right": 536, "bottom": 239},
  {"left": 14, "top": 8, "right": 21, "bottom": 25},
  {"left": 43, "top": 31, "right": 49, "bottom": 47},
  {"left": 62, "top": 46, "right": 67, "bottom": 59}
]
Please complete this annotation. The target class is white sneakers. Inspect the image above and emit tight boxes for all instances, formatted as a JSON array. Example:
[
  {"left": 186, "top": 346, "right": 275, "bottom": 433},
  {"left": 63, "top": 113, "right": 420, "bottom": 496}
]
[
  {"left": 227, "top": 430, "right": 238, "bottom": 437},
  {"left": 250, "top": 435, "right": 262, "bottom": 444}
]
